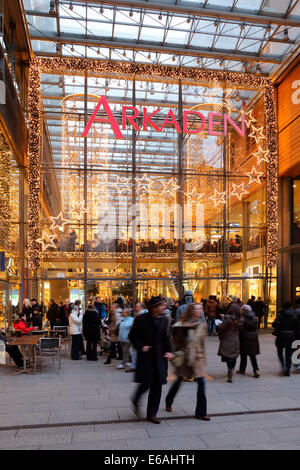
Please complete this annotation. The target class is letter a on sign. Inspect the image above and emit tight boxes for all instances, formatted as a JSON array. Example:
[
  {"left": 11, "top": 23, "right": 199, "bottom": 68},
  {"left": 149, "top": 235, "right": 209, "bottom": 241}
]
[{"left": 82, "top": 95, "right": 124, "bottom": 139}]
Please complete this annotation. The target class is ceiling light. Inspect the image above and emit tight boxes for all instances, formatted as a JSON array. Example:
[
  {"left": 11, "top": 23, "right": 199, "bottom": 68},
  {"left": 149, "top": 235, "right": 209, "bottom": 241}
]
[
  {"left": 240, "top": 23, "right": 245, "bottom": 32},
  {"left": 69, "top": 2, "right": 73, "bottom": 11},
  {"left": 49, "top": 0, "right": 55, "bottom": 15},
  {"left": 235, "top": 90, "right": 240, "bottom": 101},
  {"left": 97, "top": 47, "right": 100, "bottom": 55},
  {"left": 172, "top": 55, "right": 176, "bottom": 62},
  {"left": 219, "top": 59, "right": 223, "bottom": 67},
  {"left": 147, "top": 53, "right": 151, "bottom": 60},
  {"left": 266, "top": 23, "right": 271, "bottom": 33},
  {"left": 72, "top": 76, "right": 75, "bottom": 84},
  {"left": 158, "top": 12, "right": 162, "bottom": 20},
  {"left": 187, "top": 16, "right": 191, "bottom": 24},
  {"left": 100, "top": 5, "right": 104, "bottom": 14},
  {"left": 122, "top": 50, "right": 126, "bottom": 57},
  {"left": 197, "top": 57, "right": 200, "bottom": 65},
  {"left": 56, "top": 43, "right": 60, "bottom": 54},
  {"left": 284, "top": 28, "right": 289, "bottom": 41},
  {"left": 214, "top": 20, "right": 219, "bottom": 28},
  {"left": 71, "top": 45, "right": 75, "bottom": 52},
  {"left": 129, "top": 9, "right": 133, "bottom": 17}
]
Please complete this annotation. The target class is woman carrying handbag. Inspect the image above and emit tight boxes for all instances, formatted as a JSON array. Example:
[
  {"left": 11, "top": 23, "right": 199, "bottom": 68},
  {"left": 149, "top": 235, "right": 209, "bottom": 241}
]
[{"left": 165, "top": 302, "right": 210, "bottom": 421}]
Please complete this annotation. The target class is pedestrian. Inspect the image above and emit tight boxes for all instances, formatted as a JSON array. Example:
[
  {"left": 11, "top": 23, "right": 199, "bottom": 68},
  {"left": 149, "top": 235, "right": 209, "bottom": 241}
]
[
  {"left": 32, "top": 307, "right": 43, "bottom": 329},
  {"left": 94, "top": 296, "right": 107, "bottom": 320},
  {"left": 253, "top": 297, "right": 266, "bottom": 329},
  {"left": 237, "top": 304, "right": 260, "bottom": 378},
  {"left": 118, "top": 308, "right": 134, "bottom": 369},
  {"left": 272, "top": 302, "right": 297, "bottom": 376},
  {"left": 129, "top": 296, "right": 173, "bottom": 424},
  {"left": 217, "top": 303, "right": 241, "bottom": 383},
  {"left": 126, "top": 302, "right": 148, "bottom": 373},
  {"left": 104, "top": 303, "right": 122, "bottom": 364},
  {"left": 165, "top": 303, "right": 210, "bottom": 421},
  {"left": 58, "top": 301, "right": 69, "bottom": 326},
  {"left": 205, "top": 295, "right": 218, "bottom": 336},
  {"left": 82, "top": 304, "right": 101, "bottom": 361},
  {"left": 74, "top": 299, "right": 86, "bottom": 357},
  {"left": 22, "top": 299, "right": 32, "bottom": 324},
  {"left": 69, "top": 304, "right": 84, "bottom": 360},
  {"left": 47, "top": 299, "right": 59, "bottom": 331},
  {"left": 247, "top": 295, "right": 256, "bottom": 310}
]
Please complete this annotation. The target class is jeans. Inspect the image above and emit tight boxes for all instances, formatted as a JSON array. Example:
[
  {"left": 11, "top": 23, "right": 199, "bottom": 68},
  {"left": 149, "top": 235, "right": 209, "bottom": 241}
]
[
  {"left": 166, "top": 376, "right": 207, "bottom": 417},
  {"left": 121, "top": 342, "right": 130, "bottom": 366},
  {"left": 239, "top": 354, "right": 259, "bottom": 373},
  {"left": 86, "top": 340, "right": 98, "bottom": 360},
  {"left": 207, "top": 317, "right": 216, "bottom": 335},
  {"left": 130, "top": 347, "right": 137, "bottom": 370},
  {"left": 132, "top": 382, "right": 162, "bottom": 418},
  {"left": 71, "top": 334, "right": 82, "bottom": 360},
  {"left": 6, "top": 345, "right": 23, "bottom": 368},
  {"left": 277, "top": 346, "right": 293, "bottom": 371}
]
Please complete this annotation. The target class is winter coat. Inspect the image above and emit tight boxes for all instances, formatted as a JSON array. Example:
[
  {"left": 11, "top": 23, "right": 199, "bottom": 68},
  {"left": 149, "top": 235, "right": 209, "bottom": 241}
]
[
  {"left": 205, "top": 299, "right": 218, "bottom": 318},
  {"left": 129, "top": 313, "right": 171, "bottom": 386},
  {"left": 272, "top": 309, "right": 297, "bottom": 348},
  {"left": 239, "top": 310, "right": 260, "bottom": 356},
  {"left": 32, "top": 313, "right": 43, "bottom": 329},
  {"left": 119, "top": 316, "right": 134, "bottom": 343},
  {"left": 107, "top": 309, "right": 122, "bottom": 342},
  {"left": 13, "top": 320, "right": 34, "bottom": 335},
  {"left": 82, "top": 309, "right": 101, "bottom": 341},
  {"left": 47, "top": 303, "right": 59, "bottom": 324},
  {"left": 69, "top": 309, "right": 84, "bottom": 335},
  {"left": 217, "top": 314, "right": 241, "bottom": 358},
  {"left": 22, "top": 306, "right": 32, "bottom": 323},
  {"left": 58, "top": 306, "right": 69, "bottom": 326},
  {"left": 171, "top": 321, "right": 207, "bottom": 378},
  {"left": 253, "top": 300, "right": 266, "bottom": 317},
  {"left": 94, "top": 301, "right": 107, "bottom": 320}
]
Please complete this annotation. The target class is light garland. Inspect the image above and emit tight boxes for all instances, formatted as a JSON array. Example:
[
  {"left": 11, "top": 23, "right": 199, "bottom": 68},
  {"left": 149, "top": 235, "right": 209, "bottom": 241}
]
[{"left": 28, "top": 57, "right": 279, "bottom": 269}]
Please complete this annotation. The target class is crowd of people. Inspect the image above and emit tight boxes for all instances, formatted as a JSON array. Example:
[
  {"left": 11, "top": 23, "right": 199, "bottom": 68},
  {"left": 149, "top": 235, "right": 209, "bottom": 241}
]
[
  {"left": 3, "top": 293, "right": 300, "bottom": 425},
  {"left": 45, "top": 231, "right": 265, "bottom": 255}
]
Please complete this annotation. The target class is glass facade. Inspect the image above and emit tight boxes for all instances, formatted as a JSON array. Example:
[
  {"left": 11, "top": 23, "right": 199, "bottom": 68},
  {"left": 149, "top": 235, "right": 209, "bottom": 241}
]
[{"left": 33, "top": 67, "right": 276, "bottom": 313}]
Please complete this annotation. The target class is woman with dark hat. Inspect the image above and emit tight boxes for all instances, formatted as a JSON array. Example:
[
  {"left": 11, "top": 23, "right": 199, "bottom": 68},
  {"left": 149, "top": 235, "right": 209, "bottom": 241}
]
[{"left": 129, "top": 296, "right": 173, "bottom": 424}]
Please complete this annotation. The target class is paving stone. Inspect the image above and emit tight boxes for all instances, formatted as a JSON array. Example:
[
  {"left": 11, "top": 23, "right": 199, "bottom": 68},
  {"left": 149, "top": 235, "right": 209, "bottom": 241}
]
[
  {"left": 145, "top": 422, "right": 223, "bottom": 438},
  {"left": 0, "top": 412, "right": 50, "bottom": 427},
  {"left": 126, "top": 436, "right": 207, "bottom": 450},
  {"left": 200, "top": 429, "right": 275, "bottom": 448},
  {"left": 34, "top": 401, "right": 85, "bottom": 412},
  {"left": 0, "top": 432, "right": 72, "bottom": 449},
  {"left": 267, "top": 426, "right": 300, "bottom": 442},
  {"left": 16, "top": 425, "right": 95, "bottom": 436},
  {"left": 39, "top": 439, "right": 128, "bottom": 450},
  {"left": 72, "top": 428, "right": 149, "bottom": 443},
  {"left": 48, "top": 408, "right": 119, "bottom": 424}
]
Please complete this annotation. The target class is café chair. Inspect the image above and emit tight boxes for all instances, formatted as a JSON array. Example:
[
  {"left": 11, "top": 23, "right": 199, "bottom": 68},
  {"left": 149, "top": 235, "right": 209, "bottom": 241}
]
[{"left": 37, "top": 337, "right": 61, "bottom": 370}]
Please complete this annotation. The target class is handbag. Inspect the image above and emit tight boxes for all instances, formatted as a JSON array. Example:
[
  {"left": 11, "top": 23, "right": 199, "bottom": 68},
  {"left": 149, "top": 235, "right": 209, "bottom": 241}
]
[{"left": 171, "top": 350, "right": 185, "bottom": 368}]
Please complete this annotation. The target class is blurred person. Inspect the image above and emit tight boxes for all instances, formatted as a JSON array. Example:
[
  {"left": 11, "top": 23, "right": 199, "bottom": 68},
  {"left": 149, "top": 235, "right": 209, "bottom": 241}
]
[
  {"left": 94, "top": 296, "right": 107, "bottom": 320},
  {"left": 22, "top": 299, "right": 32, "bottom": 324},
  {"left": 13, "top": 313, "right": 38, "bottom": 335},
  {"left": 69, "top": 304, "right": 84, "bottom": 360},
  {"left": 32, "top": 307, "right": 43, "bottom": 329},
  {"left": 272, "top": 302, "right": 297, "bottom": 376},
  {"left": 47, "top": 299, "right": 59, "bottom": 330},
  {"left": 253, "top": 297, "right": 267, "bottom": 329},
  {"left": 83, "top": 304, "right": 101, "bottom": 361},
  {"left": 104, "top": 303, "right": 122, "bottom": 365},
  {"left": 237, "top": 305, "right": 260, "bottom": 378},
  {"left": 0, "top": 327, "right": 23, "bottom": 368},
  {"left": 118, "top": 308, "right": 134, "bottom": 369},
  {"left": 129, "top": 297, "right": 173, "bottom": 424},
  {"left": 217, "top": 303, "right": 242, "bottom": 383},
  {"left": 165, "top": 303, "right": 210, "bottom": 421},
  {"left": 205, "top": 295, "right": 218, "bottom": 336}
]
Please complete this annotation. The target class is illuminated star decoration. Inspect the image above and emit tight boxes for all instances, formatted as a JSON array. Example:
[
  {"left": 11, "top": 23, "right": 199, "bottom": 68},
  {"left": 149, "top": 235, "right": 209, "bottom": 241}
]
[
  {"left": 36, "top": 231, "right": 57, "bottom": 251},
  {"left": 230, "top": 183, "right": 249, "bottom": 201},
  {"left": 209, "top": 189, "right": 226, "bottom": 207},
  {"left": 252, "top": 146, "right": 269, "bottom": 166},
  {"left": 162, "top": 177, "right": 180, "bottom": 196},
  {"left": 136, "top": 174, "right": 151, "bottom": 193},
  {"left": 240, "top": 108, "right": 257, "bottom": 128},
  {"left": 70, "top": 201, "right": 88, "bottom": 219},
  {"left": 114, "top": 176, "right": 132, "bottom": 195},
  {"left": 249, "top": 126, "right": 266, "bottom": 145},
  {"left": 246, "top": 167, "right": 264, "bottom": 185},
  {"left": 50, "top": 212, "right": 70, "bottom": 232},
  {"left": 184, "top": 187, "right": 205, "bottom": 202}
]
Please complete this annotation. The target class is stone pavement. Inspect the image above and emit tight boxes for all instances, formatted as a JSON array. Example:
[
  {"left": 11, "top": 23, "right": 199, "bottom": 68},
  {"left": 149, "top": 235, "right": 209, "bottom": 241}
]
[{"left": 1, "top": 332, "right": 300, "bottom": 450}]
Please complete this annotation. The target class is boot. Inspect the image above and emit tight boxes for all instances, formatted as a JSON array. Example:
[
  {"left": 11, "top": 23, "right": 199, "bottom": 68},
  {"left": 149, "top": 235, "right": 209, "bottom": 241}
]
[
  {"left": 104, "top": 357, "right": 111, "bottom": 365},
  {"left": 227, "top": 369, "right": 233, "bottom": 383}
]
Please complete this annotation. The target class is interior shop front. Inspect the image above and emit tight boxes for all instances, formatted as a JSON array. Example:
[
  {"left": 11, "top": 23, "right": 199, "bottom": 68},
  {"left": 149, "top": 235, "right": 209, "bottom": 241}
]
[{"left": 23, "top": 58, "right": 277, "bottom": 323}]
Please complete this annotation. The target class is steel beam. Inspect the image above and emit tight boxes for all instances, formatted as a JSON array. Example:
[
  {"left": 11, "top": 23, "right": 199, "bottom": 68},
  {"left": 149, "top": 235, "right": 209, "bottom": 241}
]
[
  {"left": 59, "top": 0, "right": 300, "bottom": 26},
  {"left": 30, "top": 33, "right": 282, "bottom": 63}
]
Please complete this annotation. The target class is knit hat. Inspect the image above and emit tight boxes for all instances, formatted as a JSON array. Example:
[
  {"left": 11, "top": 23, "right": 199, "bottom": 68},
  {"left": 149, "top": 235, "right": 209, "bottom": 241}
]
[{"left": 149, "top": 296, "right": 165, "bottom": 308}]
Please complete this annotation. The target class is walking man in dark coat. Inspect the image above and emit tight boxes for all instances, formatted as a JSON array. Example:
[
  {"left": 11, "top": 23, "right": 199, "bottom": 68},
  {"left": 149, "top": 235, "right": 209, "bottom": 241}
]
[{"left": 129, "top": 296, "right": 173, "bottom": 424}]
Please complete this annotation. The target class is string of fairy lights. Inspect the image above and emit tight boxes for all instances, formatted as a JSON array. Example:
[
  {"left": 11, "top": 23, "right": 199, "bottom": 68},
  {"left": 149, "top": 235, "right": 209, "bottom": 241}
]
[{"left": 28, "top": 57, "right": 278, "bottom": 271}]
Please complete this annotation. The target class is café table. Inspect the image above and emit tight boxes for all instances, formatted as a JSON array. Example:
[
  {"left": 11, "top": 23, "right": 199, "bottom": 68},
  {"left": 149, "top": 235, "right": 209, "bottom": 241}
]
[{"left": 7, "top": 335, "right": 44, "bottom": 374}]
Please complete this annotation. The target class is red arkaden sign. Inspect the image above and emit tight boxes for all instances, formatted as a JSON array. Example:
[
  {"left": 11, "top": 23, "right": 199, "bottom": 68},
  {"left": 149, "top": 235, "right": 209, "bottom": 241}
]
[{"left": 82, "top": 95, "right": 245, "bottom": 139}]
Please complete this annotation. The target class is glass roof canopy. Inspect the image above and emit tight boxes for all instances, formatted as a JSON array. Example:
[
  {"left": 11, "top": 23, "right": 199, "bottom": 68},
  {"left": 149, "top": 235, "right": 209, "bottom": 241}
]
[{"left": 23, "top": 0, "right": 300, "bottom": 75}]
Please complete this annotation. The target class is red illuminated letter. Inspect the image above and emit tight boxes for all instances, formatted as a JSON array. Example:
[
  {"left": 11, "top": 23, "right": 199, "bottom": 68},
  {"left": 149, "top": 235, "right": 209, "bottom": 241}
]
[
  {"left": 122, "top": 106, "right": 140, "bottom": 131},
  {"left": 143, "top": 108, "right": 161, "bottom": 131},
  {"left": 160, "top": 109, "right": 182, "bottom": 133},
  {"left": 224, "top": 113, "right": 245, "bottom": 137},
  {"left": 183, "top": 111, "right": 206, "bottom": 134},
  {"left": 82, "top": 95, "right": 123, "bottom": 139},
  {"left": 208, "top": 112, "right": 222, "bottom": 136}
]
